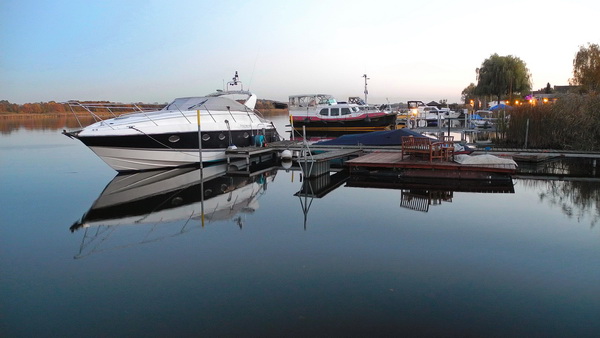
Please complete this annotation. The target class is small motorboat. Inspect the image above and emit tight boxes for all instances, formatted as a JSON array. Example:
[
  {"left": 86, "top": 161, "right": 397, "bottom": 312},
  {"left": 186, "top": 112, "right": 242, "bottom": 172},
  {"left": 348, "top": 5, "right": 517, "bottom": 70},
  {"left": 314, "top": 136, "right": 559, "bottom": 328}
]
[
  {"left": 407, "top": 100, "right": 458, "bottom": 127},
  {"left": 470, "top": 110, "right": 495, "bottom": 128}
]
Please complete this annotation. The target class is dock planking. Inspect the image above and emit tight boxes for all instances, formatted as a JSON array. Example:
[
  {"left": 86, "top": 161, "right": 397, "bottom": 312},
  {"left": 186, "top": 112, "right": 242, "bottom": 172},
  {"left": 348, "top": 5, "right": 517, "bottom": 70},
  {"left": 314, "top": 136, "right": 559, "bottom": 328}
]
[
  {"left": 346, "top": 151, "right": 516, "bottom": 178},
  {"left": 307, "top": 149, "right": 362, "bottom": 161}
]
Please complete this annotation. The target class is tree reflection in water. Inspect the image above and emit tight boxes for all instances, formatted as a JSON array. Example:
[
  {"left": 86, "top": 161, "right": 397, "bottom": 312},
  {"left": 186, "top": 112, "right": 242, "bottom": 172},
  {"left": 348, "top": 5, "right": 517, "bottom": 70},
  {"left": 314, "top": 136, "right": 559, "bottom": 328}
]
[
  {"left": 522, "top": 179, "right": 600, "bottom": 227},
  {"left": 518, "top": 157, "right": 600, "bottom": 226}
]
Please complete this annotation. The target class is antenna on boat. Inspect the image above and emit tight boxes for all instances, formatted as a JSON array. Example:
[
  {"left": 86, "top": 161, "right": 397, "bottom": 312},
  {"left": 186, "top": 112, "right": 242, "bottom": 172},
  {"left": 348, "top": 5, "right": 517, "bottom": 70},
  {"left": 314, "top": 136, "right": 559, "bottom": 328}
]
[
  {"left": 227, "top": 71, "right": 243, "bottom": 90},
  {"left": 362, "top": 74, "right": 369, "bottom": 107}
]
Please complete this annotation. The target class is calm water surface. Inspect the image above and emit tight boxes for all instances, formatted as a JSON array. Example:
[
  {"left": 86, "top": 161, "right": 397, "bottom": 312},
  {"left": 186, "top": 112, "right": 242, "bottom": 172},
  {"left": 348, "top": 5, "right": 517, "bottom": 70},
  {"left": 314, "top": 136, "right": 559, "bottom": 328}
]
[{"left": 1, "top": 116, "right": 600, "bottom": 337}]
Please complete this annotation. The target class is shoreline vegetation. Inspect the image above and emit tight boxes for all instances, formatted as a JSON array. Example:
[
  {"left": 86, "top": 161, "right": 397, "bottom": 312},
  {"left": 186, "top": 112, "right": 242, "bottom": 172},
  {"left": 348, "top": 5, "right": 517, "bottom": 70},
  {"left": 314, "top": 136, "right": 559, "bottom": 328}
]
[
  {"left": 496, "top": 93, "right": 600, "bottom": 151},
  {"left": 0, "top": 99, "right": 287, "bottom": 116}
]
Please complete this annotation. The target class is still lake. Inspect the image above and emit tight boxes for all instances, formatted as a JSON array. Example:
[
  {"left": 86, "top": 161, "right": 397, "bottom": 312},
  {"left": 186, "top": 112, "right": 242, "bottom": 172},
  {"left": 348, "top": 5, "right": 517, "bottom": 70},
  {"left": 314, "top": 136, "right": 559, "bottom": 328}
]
[{"left": 1, "top": 114, "right": 600, "bottom": 337}]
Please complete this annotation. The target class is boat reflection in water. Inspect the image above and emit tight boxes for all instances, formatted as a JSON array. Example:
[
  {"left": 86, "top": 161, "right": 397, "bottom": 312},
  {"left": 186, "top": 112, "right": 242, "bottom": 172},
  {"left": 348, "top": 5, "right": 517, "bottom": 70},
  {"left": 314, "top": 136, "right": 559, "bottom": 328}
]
[
  {"left": 70, "top": 161, "right": 277, "bottom": 258},
  {"left": 346, "top": 175, "right": 515, "bottom": 213}
]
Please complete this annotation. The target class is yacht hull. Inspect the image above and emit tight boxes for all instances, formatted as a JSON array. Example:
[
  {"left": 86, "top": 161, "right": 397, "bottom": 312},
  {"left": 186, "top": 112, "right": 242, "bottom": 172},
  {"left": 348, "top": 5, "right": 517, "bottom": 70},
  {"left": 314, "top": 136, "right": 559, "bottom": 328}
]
[
  {"left": 75, "top": 128, "right": 279, "bottom": 171},
  {"left": 290, "top": 114, "right": 397, "bottom": 132},
  {"left": 87, "top": 146, "right": 227, "bottom": 171}
]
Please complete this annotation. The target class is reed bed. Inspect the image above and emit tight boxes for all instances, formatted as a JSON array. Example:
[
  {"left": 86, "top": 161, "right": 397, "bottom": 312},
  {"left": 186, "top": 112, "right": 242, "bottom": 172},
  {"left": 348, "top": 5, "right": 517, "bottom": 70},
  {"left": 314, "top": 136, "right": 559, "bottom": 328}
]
[{"left": 500, "top": 93, "right": 600, "bottom": 150}]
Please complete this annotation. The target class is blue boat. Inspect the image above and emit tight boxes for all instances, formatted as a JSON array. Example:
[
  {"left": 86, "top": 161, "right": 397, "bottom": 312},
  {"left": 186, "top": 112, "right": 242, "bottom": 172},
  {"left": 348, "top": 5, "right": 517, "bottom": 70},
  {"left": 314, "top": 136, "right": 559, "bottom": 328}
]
[
  {"left": 315, "top": 129, "right": 474, "bottom": 154},
  {"left": 314, "top": 129, "right": 427, "bottom": 146}
]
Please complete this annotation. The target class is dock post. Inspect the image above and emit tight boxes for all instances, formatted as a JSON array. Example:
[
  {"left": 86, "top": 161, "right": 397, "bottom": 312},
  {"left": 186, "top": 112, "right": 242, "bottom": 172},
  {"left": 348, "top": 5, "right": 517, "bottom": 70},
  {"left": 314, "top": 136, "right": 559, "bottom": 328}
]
[
  {"left": 302, "top": 125, "right": 311, "bottom": 177},
  {"left": 290, "top": 115, "right": 294, "bottom": 141},
  {"left": 524, "top": 118, "right": 530, "bottom": 149}
]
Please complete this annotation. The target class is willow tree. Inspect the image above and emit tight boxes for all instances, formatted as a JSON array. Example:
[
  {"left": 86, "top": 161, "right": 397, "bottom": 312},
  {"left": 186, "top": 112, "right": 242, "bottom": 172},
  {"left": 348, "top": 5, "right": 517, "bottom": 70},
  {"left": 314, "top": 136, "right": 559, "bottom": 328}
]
[
  {"left": 475, "top": 54, "right": 531, "bottom": 105},
  {"left": 461, "top": 83, "right": 476, "bottom": 104},
  {"left": 570, "top": 43, "right": 600, "bottom": 93}
]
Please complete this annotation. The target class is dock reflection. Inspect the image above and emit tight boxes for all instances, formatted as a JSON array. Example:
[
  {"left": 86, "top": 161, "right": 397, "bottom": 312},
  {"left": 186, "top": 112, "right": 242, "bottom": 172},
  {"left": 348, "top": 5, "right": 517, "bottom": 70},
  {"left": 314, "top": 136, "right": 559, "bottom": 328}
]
[
  {"left": 346, "top": 175, "right": 515, "bottom": 213},
  {"left": 294, "top": 171, "right": 350, "bottom": 229},
  {"left": 70, "top": 162, "right": 277, "bottom": 258}
]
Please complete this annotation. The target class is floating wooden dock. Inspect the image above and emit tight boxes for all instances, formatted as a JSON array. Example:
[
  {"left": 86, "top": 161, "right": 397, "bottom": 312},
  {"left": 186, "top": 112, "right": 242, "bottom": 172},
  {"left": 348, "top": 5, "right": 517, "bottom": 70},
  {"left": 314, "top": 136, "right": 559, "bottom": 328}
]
[
  {"left": 345, "top": 151, "right": 516, "bottom": 180},
  {"left": 225, "top": 140, "right": 599, "bottom": 181},
  {"left": 484, "top": 148, "right": 600, "bottom": 159},
  {"left": 225, "top": 142, "right": 362, "bottom": 177}
]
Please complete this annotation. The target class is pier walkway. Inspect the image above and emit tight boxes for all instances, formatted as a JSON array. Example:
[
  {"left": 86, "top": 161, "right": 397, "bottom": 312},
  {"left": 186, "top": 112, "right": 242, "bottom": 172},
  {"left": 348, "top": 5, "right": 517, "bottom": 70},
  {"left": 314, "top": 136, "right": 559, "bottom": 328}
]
[
  {"left": 262, "top": 140, "right": 600, "bottom": 160},
  {"left": 225, "top": 140, "right": 600, "bottom": 180}
]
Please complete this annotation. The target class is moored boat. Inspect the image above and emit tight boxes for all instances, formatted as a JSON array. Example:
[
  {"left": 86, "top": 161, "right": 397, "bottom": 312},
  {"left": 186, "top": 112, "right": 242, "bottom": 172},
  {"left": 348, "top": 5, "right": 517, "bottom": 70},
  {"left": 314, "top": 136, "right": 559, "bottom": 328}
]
[
  {"left": 63, "top": 73, "right": 280, "bottom": 172},
  {"left": 407, "top": 100, "right": 460, "bottom": 127},
  {"left": 470, "top": 110, "right": 495, "bottom": 128},
  {"left": 314, "top": 129, "right": 474, "bottom": 154},
  {"left": 288, "top": 94, "right": 398, "bottom": 133}
]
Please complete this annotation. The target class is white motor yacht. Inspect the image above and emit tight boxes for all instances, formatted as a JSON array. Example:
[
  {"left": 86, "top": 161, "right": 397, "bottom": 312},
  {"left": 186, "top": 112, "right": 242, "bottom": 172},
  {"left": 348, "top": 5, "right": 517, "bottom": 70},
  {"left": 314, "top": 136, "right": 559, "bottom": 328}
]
[{"left": 64, "top": 73, "right": 280, "bottom": 171}]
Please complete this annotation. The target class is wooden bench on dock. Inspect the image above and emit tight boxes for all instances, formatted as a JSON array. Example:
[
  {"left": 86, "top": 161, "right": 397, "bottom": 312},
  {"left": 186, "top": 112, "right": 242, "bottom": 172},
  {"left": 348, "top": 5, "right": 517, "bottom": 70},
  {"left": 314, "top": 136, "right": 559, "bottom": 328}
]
[{"left": 401, "top": 136, "right": 449, "bottom": 162}]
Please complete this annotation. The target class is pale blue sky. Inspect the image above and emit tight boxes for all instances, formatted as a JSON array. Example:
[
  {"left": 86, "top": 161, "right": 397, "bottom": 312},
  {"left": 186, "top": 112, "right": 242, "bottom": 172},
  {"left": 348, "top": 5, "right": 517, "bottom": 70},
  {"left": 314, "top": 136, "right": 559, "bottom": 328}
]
[{"left": 1, "top": 0, "right": 598, "bottom": 104}]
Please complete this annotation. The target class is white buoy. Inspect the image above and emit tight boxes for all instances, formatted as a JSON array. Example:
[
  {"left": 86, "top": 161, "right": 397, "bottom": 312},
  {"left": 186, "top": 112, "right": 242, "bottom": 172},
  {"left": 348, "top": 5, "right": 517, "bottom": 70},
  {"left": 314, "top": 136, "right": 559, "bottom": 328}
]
[
  {"left": 281, "top": 160, "right": 292, "bottom": 170},
  {"left": 280, "top": 149, "right": 292, "bottom": 160}
]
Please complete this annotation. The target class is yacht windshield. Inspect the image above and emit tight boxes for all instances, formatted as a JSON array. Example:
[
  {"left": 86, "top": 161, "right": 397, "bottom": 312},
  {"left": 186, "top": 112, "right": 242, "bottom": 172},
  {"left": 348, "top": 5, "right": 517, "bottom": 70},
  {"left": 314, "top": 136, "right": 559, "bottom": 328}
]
[
  {"left": 163, "top": 97, "right": 247, "bottom": 112},
  {"left": 289, "top": 94, "right": 336, "bottom": 108}
]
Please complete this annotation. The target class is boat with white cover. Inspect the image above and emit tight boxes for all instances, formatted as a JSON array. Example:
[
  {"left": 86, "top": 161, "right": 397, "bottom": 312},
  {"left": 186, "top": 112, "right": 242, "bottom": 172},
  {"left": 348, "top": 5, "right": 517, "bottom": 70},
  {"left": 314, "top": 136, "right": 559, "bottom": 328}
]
[
  {"left": 63, "top": 73, "right": 280, "bottom": 172},
  {"left": 407, "top": 100, "right": 460, "bottom": 127},
  {"left": 470, "top": 110, "right": 495, "bottom": 128}
]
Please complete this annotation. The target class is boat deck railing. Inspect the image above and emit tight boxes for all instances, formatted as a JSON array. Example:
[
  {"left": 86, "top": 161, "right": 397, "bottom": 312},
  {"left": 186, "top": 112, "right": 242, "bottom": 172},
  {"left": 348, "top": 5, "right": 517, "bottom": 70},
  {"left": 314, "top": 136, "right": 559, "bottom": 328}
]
[{"left": 65, "top": 101, "right": 165, "bottom": 127}]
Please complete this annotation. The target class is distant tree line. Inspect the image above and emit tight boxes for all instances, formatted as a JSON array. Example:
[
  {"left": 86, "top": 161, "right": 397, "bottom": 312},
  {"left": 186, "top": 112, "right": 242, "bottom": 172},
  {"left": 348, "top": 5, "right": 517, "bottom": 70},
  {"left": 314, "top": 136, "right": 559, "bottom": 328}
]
[
  {"left": 0, "top": 100, "right": 146, "bottom": 114},
  {"left": 0, "top": 100, "right": 72, "bottom": 114},
  {"left": 1, "top": 99, "right": 287, "bottom": 114},
  {"left": 255, "top": 100, "right": 288, "bottom": 110}
]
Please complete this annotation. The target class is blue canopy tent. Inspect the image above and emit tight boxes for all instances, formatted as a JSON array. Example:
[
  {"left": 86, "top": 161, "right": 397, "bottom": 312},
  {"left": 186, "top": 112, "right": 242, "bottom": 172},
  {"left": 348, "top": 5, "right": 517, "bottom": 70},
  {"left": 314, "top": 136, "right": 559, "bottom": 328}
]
[
  {"left": 314, "top": 129, "right": 429, "bottom": 146},
  {"left": 489, "top": 103, "right": 511, "bottom": 111}
]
